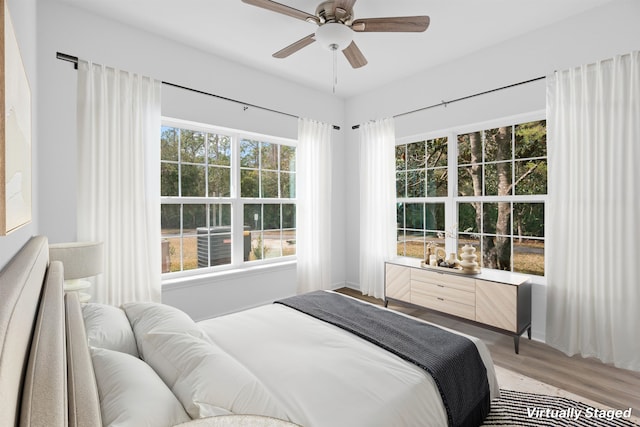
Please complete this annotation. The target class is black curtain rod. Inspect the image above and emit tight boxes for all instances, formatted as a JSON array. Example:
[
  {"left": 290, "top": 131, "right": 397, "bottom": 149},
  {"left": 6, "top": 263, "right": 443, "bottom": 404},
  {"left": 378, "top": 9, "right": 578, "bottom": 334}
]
[
  {"left": 351, "top": 75, "right": 546, "bottom": 130},
  {"left": 56, "top": 52, "right": 341, "bottom": 131}
]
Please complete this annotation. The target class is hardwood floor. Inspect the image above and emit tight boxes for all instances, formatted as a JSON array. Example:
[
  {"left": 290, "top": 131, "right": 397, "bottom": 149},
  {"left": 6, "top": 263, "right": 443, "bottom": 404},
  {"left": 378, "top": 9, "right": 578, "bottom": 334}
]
[{"left": 336, "top": 287, "right": 640, "bottom": 415}]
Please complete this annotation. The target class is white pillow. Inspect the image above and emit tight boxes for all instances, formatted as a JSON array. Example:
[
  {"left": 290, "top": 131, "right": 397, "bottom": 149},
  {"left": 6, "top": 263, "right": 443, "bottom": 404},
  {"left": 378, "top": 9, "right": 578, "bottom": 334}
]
[
  {"left": 121, "top": 302, "right": 209, "bottom": 360},
  {"left": 91, "top": 347, "right": 190, "bottom": 427},
  {"left": 145, "top": 332, "right": 289, "bottom": 420},
  {"left": 82, "top": 303, "right": 138, "bottom": 357}
]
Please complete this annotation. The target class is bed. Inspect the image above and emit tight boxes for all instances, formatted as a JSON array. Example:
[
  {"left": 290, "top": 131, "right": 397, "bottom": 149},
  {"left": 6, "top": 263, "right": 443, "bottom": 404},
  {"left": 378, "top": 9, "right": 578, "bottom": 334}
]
[{"left": 0, "top": 235, "right": 498, "bottom": 427}]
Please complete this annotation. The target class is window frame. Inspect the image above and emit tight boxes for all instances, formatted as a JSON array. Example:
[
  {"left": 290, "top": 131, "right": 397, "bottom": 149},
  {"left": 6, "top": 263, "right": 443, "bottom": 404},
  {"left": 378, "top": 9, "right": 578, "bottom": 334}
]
[
  {"left": 161, "top": 117, "right": 297, "bottom": 279},
  {"left": 395, "top": 111, "right": 547, "bottom": 277}
]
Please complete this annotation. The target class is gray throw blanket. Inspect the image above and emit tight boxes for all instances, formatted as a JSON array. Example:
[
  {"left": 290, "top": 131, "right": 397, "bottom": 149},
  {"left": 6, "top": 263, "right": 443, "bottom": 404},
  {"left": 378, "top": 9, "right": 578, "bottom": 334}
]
[{"left": 275, "top": 291, "right": 490, "bottom": 427}]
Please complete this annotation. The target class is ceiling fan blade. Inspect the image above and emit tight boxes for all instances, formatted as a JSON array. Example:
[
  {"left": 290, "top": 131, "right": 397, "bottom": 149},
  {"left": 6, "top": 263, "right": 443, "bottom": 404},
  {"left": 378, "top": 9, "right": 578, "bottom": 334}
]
[
  {"left": 242, "top": 0, "right": 319, "bottom": 24},
  {"left": 342, "top": 41, "right": 367, "bottom": 68},
  {"left": 273, "top": 33, "right": 316, "bottom": 58},
  {"left": 351, "top": 16, "right": 430, "bottom": 32}
]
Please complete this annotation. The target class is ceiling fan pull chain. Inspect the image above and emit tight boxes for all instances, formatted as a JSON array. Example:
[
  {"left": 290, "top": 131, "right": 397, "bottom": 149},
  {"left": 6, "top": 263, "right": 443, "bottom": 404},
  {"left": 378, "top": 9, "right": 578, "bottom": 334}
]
[{"left": 332, "top": 43, "right": 338, "bottom": 94}]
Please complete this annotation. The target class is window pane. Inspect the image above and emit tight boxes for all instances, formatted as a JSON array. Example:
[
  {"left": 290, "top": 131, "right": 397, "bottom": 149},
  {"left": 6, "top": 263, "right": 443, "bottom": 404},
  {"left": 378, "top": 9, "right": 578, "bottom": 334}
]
[
  {"left": 263, "top": 204, "right": 281, "bottom": 230},
  {"left": 208, "top": 134, "right": 231, "bottom": 166},
  {"left": 263, "top": 230, "right": 282, "bottom": 258},
  {"left": 404, "top": 231, "right": 426, "bottom": 259},
  {"left": 261, "top": 170, "right": 279, "bottom": 198},
  {"left": 162, "top": 237, "right": 180, "bottom": 273},
  {"left": 181, "top": 164, "right": 206, "bottom": 197},
  {"left": 182, "top": 204, "right": 207, "bottom": 235},
  {"left": 161, "top": 163, "right": 179, "bottom": 197},
  {"left": 283, "top": 229, "right": 296, "bottom": 256},
  {"left": 484, "top": 162, "right": 512, "bottom": 196},
  {"left": 180, "top": 130, "right": 206, "bottom": 164},
  {"left": 282, "top": 204, "right": 296, "bottom": 229},
  {"left": 180, "top": 236, "right": 199, "bottom": 271},
  {"left": 515, "top": 159, "right": 547, "bottom": 195},
  {"left": 240, "top": 139, "right": 259, "bottom": 168},
  {"left": 249, "top": 231, "right": 265, "bottom": 261},
  {"left": 406, "top": 170, "right": 425, "bottom": 198},
  {"left": 483, "top": 202, "right": 513, "bottom": 235},
  {"left": 425, "top": 203, "right": 445, "bottom": 231},
  {"left": 427, "top": 137, "right": 448, "bottom": 168},
  {"left": 457, "top": 133, "right": 472, "bottom": 164},
  {"left": 240, "top": 169, "right": 259, "bottom": 198},
  {"left": 161, "top": 204, "right": 181, "bottom": 235},
  {"left": 280, "top": 172, "right": 295, "bottom": 198},
  {"left": 208, "top": 166, "right": 230, "bottom": 197},
  {"left": 484, "top": 127, "right": 512, "bottom": 162},
  {"left": 395, "top": 145, "right": 407, "bottom": 171},
  {"left": 261, "top": 142, "right": 278, "bottom": 170},
  {"left": 515, "top": 120, "right": 546, "bottom": 159},
  {"left": 404, "top": 203, "right": 424, "bottom": 230},
  {"left": 280, "top": 145, "right": 296, "bottom": 172},
  {"left": 396, "top": 203, "right": 405, "bottom": 228},
  {"left": 458, "top": 164, "right": 482, "bottom": 196},
  {"left": 458, "top": 202, "right": 479, "bottom": 234},
  {"left": 513, "top": 203, "right": 544, "bottom": 237},
  {"left": 406, "top": 141, "right": 425, "bottom": 170},
  {"left": 427, "top": 168, "right": 447, "bottom": 197},
  {"left": 514, "top": 238, "right": 545, "bottom": 275},
  {"left": 396, "top": 229, "right": 406, "bottom": 256},
  {"left": 244, "top": 204, "right": 262, "bottom": 230},
  {"left": 161, "top": 127, "right": 178, "bottom": 161},
  {"left": 396, "top": 172, "right": 406, "bottom": 198},
  {"left": 209, "top": 203, "right": 231, "bottom": 227},
  {"left": 482, "top": 235, "right": 511, "bottom": 271}
]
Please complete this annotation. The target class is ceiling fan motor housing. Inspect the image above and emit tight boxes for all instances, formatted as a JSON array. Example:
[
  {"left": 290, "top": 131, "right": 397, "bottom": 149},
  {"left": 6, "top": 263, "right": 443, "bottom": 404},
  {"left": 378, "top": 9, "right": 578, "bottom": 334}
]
[{"left": 316, "top": 1, "right": 353, "bottom": 24}]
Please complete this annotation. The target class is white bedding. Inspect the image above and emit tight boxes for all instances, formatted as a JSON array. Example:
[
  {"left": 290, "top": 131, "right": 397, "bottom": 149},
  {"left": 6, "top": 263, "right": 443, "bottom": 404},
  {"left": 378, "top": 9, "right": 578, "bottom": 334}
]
[{"left": 198, "top": 293, "right": 499, "bottom": 427}]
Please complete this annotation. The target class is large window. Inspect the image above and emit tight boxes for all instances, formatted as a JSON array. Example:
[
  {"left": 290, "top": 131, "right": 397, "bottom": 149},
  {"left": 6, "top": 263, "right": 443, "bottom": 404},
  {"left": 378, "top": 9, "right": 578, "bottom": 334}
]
[
  {"left": 161, "top": 120, "right": 296, "bottom": 275},
  {"left": 395, "top": 118, "right": 547, "bottom": 276}
]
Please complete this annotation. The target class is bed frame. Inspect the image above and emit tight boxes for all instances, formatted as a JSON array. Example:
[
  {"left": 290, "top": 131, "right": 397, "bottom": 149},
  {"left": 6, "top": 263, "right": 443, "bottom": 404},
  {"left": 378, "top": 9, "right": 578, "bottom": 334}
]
[{"left": 0, "top": 236, "right": 101, "bottom": 427}]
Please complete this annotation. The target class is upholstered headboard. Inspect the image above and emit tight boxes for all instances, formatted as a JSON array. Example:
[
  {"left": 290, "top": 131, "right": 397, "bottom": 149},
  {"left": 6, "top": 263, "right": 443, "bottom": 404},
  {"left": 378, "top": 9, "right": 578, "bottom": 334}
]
[{"left": 0, "top": 236, "right": 100, "bottom": 427}]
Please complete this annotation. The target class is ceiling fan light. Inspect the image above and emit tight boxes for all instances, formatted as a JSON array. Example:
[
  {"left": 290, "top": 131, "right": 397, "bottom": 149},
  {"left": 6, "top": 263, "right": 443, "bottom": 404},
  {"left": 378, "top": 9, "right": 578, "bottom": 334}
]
[{"left": 315, "top": 22, "right": 353, "bottom": 51}]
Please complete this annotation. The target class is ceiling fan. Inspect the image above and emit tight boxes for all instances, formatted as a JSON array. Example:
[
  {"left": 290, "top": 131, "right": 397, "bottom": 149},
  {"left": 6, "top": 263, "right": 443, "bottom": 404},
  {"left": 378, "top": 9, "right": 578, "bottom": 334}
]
[{"left": 242, "top": 0, "right": 430, "bottom": 68}]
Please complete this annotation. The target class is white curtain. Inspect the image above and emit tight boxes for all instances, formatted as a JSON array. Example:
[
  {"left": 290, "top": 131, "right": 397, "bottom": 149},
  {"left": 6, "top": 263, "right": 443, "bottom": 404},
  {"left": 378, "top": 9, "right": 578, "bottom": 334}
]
[
  {"left": 296, "top": 118, "right": 332, "bottom": 294},
  {"left": 77, "top": 60, "right": 162, "bottom": 305},
  {"left": 359, "top": 118, "right": 397, "bottom": 299},
  {"left": 546, "top": 51, "right": 640, "bottom": 371}
]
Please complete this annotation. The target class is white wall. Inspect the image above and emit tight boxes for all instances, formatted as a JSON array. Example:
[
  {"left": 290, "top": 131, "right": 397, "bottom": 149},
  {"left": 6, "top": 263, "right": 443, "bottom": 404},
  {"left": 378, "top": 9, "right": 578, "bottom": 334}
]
[
  {"left": 0, "top": 0, "right": 38, "bottom": 270},
  {"left": 36, "top": 0, "right": 347, "bottom": 318},
  {"left": 344, "top": 0, "right": 640, "bottom": 341}
]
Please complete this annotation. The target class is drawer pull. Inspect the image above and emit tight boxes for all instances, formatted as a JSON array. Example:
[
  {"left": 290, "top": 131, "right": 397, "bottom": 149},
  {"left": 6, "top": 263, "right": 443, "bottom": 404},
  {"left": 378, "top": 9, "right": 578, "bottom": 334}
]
[
  {"left": 437, "top": 284, "right": 445, "bottom": 288},
  {"left": 437, "top": 297, "right": 444, "bottom": 301}
]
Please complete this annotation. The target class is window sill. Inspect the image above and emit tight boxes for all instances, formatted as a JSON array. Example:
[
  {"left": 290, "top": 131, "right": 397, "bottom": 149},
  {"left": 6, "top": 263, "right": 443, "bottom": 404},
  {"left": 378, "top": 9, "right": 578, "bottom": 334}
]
[{"left": 161, "top": 259, "right": 297, "bottom": 291}]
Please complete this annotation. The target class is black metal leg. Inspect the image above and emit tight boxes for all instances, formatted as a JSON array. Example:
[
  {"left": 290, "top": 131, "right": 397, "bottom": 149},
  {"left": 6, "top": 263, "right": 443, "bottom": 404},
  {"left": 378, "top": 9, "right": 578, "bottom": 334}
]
[
  {"left": 514, "top": 335, "right": 520, "bottom": 354},
  {"left": 527, "top": 326, "right": 532, "bottom": 340},
  {"left": 384, "top": 299, "right": 389, "bottom": 308}
]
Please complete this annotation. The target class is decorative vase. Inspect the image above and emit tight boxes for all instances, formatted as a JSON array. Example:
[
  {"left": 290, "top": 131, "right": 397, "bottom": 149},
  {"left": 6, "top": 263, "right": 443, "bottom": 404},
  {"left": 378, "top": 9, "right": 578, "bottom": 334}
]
[
  {"left": 459, "top": 244, "right": 479, "bottom": 273},
  {"left": 447, "top": 252, "right": 458, "bottom": 266}
]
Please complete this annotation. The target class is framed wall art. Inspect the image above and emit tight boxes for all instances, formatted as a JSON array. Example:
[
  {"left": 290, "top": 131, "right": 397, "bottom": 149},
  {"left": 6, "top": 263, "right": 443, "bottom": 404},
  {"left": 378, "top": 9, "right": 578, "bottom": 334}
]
[{"left": 0, "top": 0, "right": 32, "bottom": 235}]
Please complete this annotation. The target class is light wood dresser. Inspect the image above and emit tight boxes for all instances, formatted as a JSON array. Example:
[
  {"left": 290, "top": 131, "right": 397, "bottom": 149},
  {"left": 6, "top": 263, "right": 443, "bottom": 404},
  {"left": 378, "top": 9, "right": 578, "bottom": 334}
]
[{"left": 384, "top": 257, "right": 532, "bottom": 353}]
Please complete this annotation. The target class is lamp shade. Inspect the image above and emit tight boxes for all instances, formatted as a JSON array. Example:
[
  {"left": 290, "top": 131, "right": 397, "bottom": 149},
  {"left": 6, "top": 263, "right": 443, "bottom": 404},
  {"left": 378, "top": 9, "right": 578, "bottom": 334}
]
[
  {"left": 49, "top": 241, "right": 104, "bottom": 280},
  {"left": 315, "top": 23, "right": 353, "bottom": 51}
]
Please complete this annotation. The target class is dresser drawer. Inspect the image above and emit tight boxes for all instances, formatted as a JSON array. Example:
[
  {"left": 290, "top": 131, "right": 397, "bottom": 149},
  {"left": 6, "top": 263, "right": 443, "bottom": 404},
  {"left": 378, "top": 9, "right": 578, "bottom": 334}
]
[
  {"left": 411, "top": 280, "right": 475, "bottom": 306},
  {"left": 412, "top": 287, "right": 476, "bottom": 320},
  {"left": 411, "top": 268, "right": 475, "bottom": 293}
]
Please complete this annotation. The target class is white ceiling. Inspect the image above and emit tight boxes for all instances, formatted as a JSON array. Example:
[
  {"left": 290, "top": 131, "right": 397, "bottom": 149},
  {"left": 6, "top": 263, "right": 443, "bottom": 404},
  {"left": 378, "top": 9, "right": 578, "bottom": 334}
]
[{"left": 56, "top": 0, "right": 613, "bottom": 98}]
